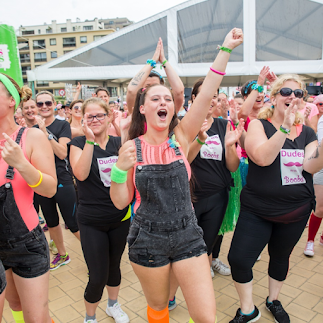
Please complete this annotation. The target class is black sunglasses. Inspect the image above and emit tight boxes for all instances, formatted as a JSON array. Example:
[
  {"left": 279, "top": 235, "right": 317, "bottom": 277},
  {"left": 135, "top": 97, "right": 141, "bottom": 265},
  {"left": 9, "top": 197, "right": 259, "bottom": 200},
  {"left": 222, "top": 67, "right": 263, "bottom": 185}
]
[
  {"left": 36, "top": 101, "right": 53, "bottom": 108},
  {"left": 275, "top": 88, "right": 304, "bottom": 98}
]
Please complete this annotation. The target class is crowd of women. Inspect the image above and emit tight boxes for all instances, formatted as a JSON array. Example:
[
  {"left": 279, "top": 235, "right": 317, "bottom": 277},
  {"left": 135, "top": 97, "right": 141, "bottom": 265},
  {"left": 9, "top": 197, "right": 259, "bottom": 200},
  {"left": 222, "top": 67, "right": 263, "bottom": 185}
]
[{"left": 0, "top": 27, "right": 323, "bottom": 323}]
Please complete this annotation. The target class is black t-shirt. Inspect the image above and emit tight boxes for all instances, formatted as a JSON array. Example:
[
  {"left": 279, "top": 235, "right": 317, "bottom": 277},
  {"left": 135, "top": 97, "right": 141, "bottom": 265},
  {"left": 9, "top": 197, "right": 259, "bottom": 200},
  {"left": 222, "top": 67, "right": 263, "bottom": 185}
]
[
  {"left": 69, "top": 136, "right": 128, "bottom": 225},
  {"left": 191, "top": 118, "right": 232, "bottom": 200},
  {"left": 241, "top": 119, "right": 317, "bottom": 218},
  {"left": 46, "top": 119, "right": 73, "bottom": 185}
]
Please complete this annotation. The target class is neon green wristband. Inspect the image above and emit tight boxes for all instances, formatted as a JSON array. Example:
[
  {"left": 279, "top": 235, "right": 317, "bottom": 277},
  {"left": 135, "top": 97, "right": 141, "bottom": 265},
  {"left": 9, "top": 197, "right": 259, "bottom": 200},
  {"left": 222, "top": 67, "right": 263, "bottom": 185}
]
[
  {"left": 196, "top": 138, "right": 206, "bottom": 145},
  {"left": 111, "top": 164, "right": 128, "bottom": 184},
  {"left": 86, "top": 140, "right": 99, "bottom": 146},
  {"left": 160, "top": 60, "right": 167, "bottom": 69},
  {"left": 279, "top": 125, "right": 290, "bottom": 135},
  {"left": 217, "top": 45, "right": 232, "bottom": 53}
]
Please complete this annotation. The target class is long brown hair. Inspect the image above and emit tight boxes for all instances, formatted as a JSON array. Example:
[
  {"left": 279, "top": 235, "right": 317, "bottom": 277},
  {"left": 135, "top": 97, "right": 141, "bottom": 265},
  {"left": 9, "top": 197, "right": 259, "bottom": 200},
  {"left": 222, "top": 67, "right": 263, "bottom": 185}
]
[{"left": 128, "top": 84, "right": 178, "bottom": 140}]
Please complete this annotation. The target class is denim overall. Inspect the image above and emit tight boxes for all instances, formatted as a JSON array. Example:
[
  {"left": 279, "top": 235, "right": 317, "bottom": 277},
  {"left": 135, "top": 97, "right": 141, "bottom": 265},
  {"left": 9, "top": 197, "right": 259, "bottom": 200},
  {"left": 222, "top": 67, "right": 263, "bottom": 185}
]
[
  {"left": 127, "top": 133, "right": 207, "bottom": 267},
  {"left": 0, "top": 128, "right": 49, "bottom": 278}
]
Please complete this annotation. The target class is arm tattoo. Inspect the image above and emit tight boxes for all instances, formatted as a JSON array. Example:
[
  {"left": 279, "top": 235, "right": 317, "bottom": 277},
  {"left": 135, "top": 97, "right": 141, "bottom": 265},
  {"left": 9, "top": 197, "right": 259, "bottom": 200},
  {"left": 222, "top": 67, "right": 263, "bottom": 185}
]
[
  {"left": 309, "top": 146, "right": 320, "bottom": 160},
  {"left": 130, "top": 72, "right": 145, "bottom": 86}
]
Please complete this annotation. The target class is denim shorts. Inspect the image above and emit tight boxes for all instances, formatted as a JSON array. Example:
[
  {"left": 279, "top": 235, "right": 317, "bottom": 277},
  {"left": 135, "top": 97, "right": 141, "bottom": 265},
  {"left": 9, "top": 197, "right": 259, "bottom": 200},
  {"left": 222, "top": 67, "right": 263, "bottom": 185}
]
[
  {"left": 0, "top": 260, "right": 6, "bottom": 294},
  {"left": 128, "top": 215, "right": 207, "bottom": 267},
  {"left": 0, "top": 225, "right": 50, "bottom": 278}
]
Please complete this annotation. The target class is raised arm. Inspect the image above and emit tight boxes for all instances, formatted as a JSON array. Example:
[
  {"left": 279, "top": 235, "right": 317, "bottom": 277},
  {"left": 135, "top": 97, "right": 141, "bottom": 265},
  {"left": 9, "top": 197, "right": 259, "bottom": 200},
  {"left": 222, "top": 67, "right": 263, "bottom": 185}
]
[
  {"left": 126, "top": 39, "right": 161, "bottom": 114},
  {"left": 73, "top": 82, "right": 82, "bottom": 101},
  {"left": 238, "top": 66, "right": 269, "bottom": 121},
  {"left": 176, "top": 28, "right": 243, "bottom": 148},
  {"left": 159, "top": 39, "right": 184, "bottom": 113}
]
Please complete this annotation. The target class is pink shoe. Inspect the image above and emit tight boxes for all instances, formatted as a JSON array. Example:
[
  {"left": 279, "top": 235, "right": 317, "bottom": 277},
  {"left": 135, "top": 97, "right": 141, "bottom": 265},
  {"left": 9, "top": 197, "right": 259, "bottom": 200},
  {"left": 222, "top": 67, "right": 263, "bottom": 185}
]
[{"left": 304, "top": 241, "right": 314, "bottom": 256}]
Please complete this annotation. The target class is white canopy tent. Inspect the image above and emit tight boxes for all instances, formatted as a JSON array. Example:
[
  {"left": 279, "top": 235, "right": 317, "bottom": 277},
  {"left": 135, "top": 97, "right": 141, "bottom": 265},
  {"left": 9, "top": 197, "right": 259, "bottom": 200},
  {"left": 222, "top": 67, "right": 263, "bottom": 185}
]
[{"left": 27, "top": 0, "right": 323, "bottom": 89}]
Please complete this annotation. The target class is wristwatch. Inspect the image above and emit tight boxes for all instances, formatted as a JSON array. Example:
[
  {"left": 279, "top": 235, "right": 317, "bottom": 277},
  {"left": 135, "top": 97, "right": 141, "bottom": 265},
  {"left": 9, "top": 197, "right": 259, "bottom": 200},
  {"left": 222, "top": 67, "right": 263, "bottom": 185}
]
[{"left": 48, "top": 134, "right": 54, "bottom": 140}]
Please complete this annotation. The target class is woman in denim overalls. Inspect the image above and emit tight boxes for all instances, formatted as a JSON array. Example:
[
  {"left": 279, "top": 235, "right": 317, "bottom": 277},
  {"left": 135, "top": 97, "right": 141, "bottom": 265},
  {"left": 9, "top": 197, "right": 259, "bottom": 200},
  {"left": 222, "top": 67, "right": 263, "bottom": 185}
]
[
  {"left": 0, "top": 74, "right": 57, "bottom": 323},
  {"left": 111, "top": 29, "right": 243, "bottom": 323}
]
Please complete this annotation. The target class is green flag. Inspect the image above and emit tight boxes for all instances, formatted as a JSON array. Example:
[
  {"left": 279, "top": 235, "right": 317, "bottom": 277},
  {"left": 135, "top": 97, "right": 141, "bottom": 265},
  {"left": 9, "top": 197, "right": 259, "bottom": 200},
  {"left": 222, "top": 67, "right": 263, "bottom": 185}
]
[{"left": 0, "top": 24, "right": 23, "bottom": 86}]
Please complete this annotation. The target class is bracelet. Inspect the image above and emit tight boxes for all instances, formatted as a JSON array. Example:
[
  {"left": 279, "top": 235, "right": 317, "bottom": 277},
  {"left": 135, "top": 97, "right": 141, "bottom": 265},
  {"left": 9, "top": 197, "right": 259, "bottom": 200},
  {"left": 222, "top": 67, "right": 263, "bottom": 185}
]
[
  {"left": 251, "top": 83, "right": 264, "bottom": 93},
  {"left": 210, "top": 67, "right": 226, "bottom": 76},
  {"left": 160, "top": 60, "right": 167, "bottom": 69},
  {"left": 217, "top": 45, "right": 232, "bottom": 53},
  {"left": 279, "top": 125, "right": 291, "bottom": 135},
  {"left": 111, "top": 164, "right": 128, "bottom": 184},
  {"left": 86, "top": 140, "right": 99, "bottom": 146},
  {"left": 146, "top": 59, "right": 156, "bottom": 68},
  {"left": 28, "top": 170, "right": 43, "bottom": 188},
  {"left": 234, "top": 122, "right": 239, "bottom": 127},
  {"left": 196, "top": 138, "right": 206, "bottom": 145}
]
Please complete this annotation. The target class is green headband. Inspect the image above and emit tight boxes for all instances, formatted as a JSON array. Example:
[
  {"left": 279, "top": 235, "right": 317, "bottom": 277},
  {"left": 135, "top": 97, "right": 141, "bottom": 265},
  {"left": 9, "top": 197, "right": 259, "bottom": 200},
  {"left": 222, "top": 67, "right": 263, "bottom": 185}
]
[{"left": 0, "top": 73, "right": 20, "bottom": 110}]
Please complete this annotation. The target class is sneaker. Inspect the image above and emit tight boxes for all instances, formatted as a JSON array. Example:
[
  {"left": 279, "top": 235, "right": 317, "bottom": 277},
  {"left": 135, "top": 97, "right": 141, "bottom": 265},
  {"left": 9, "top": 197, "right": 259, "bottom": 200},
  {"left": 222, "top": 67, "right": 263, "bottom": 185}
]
[
  {"left": 38, "top": 215, "right": 45, "bottom": 224},
  {"left": 49, "top": 240, "right": 58, "bottom": 255},
  {"left": 230, "top": 306, "right": 261, "bottom": 323},
  {"left": 168, "top": 296, "right": 177, "bottom": 311},
  {"left": 304, "top": 241, "right": 314, "bottom": 256},
  {"left": 50, "top": 253, "right": 71, "bottom": 271},
  {"left": 257, "top": 254, "right": 261, "bottom": 261},
  {"left": 42, "top": 224, "right": 48, "bottom": 232},
  {"left": 210, "top": 266, "right": 215, "bottom": 278},
  {"left": 266, "top": 297, "right": 290, "bottom": 323},
  {"left": 212, "top": 258, "right": 231, "bottom": 276},
  {"left": 106, "top": 302, "right": 129, "bottom": 323},
  {"left": 84, "top": 320, "right": 98, "bottom": 323},
  {"left": 320, "top": 236, "right": 323, "bottom": 246}
]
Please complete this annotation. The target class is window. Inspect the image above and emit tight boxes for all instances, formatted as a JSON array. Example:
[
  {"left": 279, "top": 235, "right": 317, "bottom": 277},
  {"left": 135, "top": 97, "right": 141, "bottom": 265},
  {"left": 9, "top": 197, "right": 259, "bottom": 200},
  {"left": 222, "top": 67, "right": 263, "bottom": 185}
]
[
  {"left": 50, "top": 38, "right": 56, "bottom": 45},
  {"left": 34, "top": 52, "right": 47, "bottom": 62},
  {"left": 36, "top": 81, "right": 49, "bottom": 87},
  {"left": 83, "top": 25, "right": 93, "bottom": 31},
  {"left": 80, "top": 36, "right": 87, "bottom": 43},
  {"left": 109, "top": 21, "right": 114, "bottom": 25},
  {"left": 64, "top": 50, "right": 72, "bottom": 54},
  {"left": 54, "top": 90, "right": 60, "bottom": 96},
  {"left": 61, "top": 27, "right": 67, "bottom": 32},
  {"left": 21, "top": 66, "right": 31, "bottom": 75},
  {"left": 63, "top": 37, "right": 76, "bottom": 47},
  {"left": 38, "top": 29, "right": 41, "bottom": 34},
  {"left": 33, "top": 40, "right": 46, "bottom": 50},
  {"left": 93, "top": 35, "right": 103, "bottom": 41},
  {"left": 22, "top": 30, "right": 34, "bottom": 35},
  {"left": 20, "top": 53, "right": 30, "bottom": 63},
  {"left": 18, "top": 41, "right": 29, "bottom": 50},
  {"left": 51, "top": 51, "right": 57, "bottom": 58},
  {"left": 46, "top": 28, "right": 52, "bottom": 34}
]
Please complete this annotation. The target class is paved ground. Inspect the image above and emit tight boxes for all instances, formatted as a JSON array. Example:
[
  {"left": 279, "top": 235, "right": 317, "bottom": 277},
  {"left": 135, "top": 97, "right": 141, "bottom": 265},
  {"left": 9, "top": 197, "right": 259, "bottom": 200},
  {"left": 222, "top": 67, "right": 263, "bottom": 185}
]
[{"left": 2, "top": 219, "right": 323, "bottom": 323}]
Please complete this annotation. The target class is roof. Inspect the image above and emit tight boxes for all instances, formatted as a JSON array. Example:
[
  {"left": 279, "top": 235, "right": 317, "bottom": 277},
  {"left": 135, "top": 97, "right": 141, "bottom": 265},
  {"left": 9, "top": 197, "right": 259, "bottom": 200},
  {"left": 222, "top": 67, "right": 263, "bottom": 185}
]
[{"left": 27, "top": 0, "right": 323, "bottom": 86}]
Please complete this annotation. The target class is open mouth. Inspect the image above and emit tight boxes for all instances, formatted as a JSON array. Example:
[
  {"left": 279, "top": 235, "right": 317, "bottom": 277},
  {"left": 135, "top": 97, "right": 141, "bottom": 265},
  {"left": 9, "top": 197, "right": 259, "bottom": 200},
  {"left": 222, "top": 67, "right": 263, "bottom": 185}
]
[
  {"left": 157, "top": 109, "right": 167, "bottom": 120},
  {"left": 285, "top": 103, "right": 290, "bottom": 107}
]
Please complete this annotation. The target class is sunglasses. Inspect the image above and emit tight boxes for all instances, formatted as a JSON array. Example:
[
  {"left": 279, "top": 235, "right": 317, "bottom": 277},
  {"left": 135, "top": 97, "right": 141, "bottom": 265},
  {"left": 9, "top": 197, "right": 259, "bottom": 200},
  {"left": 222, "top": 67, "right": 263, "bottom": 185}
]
[
  {"left": 87, "top": 113, "right": 107, "bottom": 122},
  {"left": 275, "top": 88, "right": 304, "bottom": 98},
  {"left": 73, "top": 106, "right": 81, "bottom": 110},
  {"left": 36, "top": 101, "right": 53, "bottom": 108},
  {"left": 317, "top": 103, "right": 323, "bottom": 106}
]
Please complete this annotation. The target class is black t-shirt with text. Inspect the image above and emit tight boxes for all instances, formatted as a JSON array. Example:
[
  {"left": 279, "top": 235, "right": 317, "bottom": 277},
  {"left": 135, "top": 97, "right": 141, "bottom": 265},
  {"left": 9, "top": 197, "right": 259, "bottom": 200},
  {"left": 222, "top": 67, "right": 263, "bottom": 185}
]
[
  {"left": 69, "top": 136, "right": 128, "bottom": 225},
  {"left": 191, "top": 118, "right": 232, "bottom": 200},
  {"left": 241, "top": 119, "right": 317, "bottom": 218}
]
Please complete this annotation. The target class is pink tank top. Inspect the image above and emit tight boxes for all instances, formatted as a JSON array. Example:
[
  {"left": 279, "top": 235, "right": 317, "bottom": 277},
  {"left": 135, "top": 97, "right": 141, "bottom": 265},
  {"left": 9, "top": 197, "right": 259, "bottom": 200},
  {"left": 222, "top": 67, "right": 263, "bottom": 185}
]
[
  {"left": 132, "top": 135, "right": 191, "bottom": 213},
  {"left": 0, "top": 127, "right": 38, "bottom": 231}
]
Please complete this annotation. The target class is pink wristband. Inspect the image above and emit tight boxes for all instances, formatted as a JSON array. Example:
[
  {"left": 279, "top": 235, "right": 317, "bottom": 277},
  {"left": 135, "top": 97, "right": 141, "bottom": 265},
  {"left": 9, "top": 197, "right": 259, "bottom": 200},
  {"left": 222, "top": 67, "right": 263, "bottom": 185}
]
[{"left": 210, "top": 67, "right": 226, "bottom": 76}]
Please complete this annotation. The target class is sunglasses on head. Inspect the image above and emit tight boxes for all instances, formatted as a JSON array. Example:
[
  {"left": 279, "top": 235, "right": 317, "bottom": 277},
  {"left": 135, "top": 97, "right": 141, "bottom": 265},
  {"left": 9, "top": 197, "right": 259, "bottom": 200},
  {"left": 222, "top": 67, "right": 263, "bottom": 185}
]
[
  {"left": 36, "top": 101, "right": 53, "bottom": 108},
  {"left": 73, "top": 106, "right": 81, "bottom": 110},
  {"left": 275, "top": 88, "right": 304, "bottom": 98}
]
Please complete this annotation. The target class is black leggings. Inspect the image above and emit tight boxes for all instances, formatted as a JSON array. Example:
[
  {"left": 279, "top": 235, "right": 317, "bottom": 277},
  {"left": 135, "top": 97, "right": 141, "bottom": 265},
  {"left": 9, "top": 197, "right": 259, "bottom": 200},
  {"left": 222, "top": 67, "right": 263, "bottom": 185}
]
[
  {"left": 37, "top": 184, "right": 78, "bottom": 233},
  {"left": 194, "top": 188, "right": 229, "bottom": 255},
  {"left": 228, "top": 209, "right": 310, "bottom": 283},
  {"left": 79, "top": 220, "right": 130, "bottom": 303}
]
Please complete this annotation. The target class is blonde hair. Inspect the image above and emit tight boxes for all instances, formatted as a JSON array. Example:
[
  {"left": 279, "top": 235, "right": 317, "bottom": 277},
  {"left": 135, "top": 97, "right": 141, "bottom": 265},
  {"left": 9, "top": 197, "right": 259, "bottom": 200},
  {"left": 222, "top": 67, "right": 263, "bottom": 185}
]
[
  {"left": 35, "top": 90, "right": 55, "bottom": 103},
  {"left": 258, "top": 74, "right": 306, "bottom": 125},
  {"left": 81, "top": 97, "right": 111, "bottom": 116}
]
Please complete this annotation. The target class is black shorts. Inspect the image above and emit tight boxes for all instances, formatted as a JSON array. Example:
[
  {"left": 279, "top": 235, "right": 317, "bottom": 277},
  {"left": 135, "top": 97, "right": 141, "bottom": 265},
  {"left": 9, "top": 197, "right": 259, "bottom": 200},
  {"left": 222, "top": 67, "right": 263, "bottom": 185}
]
[
  {"left": 0, "top": 260, "right": 6, "bottom": 294},
  {"left": 128, "top": 215, "right": 207, "bottom": 267},
  {"left": 0, "top": 225, "right": 50, "bottom": 279}
]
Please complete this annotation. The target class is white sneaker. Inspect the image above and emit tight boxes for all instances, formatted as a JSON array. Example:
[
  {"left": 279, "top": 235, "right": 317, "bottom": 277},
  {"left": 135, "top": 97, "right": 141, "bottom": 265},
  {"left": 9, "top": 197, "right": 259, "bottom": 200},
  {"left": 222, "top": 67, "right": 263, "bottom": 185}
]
[
  {"left": 49, "top": 240, "right": 58, "bottom": 255},
  {"left": 212, "top": 258, "right": 231, "bottom": 276},
  {"left": 210, "top": 266, "right": 214, "bottom": 278},
  {"left": 106, "top": 302, "right": 129, "bottom": 323},
  {"left": 304, "top": 241, "right": 315, "bottom": 256},
  {"left": 84, "top": 319, "right": 98, "bottom": 323},
  {"left": 257, "top": 254, "right": 261, "bottom": 261}
]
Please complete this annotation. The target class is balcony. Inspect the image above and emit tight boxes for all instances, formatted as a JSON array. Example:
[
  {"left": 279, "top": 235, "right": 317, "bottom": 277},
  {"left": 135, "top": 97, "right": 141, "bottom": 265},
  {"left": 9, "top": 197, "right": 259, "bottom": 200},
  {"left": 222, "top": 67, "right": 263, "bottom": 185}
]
[
  {"left": 20, "top": 58, "right": 30, "bottom": 63},
  {"left": 34, "top": 58, "right": 47, "bottom": 62},
  {"left": 63, "top": 42, "right": 76, "bottom": 48}
]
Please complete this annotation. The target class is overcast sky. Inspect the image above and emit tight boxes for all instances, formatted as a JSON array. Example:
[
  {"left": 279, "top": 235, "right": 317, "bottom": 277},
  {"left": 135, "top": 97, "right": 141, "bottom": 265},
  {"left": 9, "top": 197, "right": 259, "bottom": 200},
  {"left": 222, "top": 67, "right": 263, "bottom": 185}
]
[{"left": 1, "top": 0, "right": 188, "bottom": 31}]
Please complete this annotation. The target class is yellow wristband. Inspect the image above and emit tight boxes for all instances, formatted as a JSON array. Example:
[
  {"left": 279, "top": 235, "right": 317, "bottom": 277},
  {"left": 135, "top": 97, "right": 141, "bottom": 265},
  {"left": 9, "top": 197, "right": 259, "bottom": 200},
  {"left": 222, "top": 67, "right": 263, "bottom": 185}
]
[{"left": 28, "top": 170, "right": 43, "bottom": 188}]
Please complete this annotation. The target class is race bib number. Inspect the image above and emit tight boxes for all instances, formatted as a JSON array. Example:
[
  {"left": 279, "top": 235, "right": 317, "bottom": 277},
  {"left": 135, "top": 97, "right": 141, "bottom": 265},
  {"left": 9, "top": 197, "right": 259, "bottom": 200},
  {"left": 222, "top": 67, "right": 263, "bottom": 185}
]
[
  {"left": 200, "top": 135, "right": 223, "bottom": 161},
  {"left": 97, "top": 156, "right": 118, "bottom": 187},
  {"left": 280, "top": 149, "right": 306, "bottom": 186}
]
